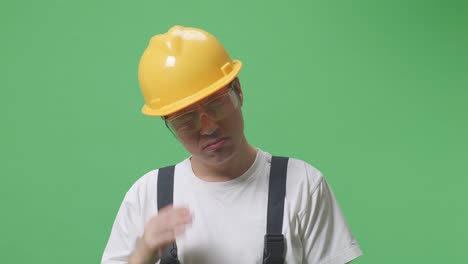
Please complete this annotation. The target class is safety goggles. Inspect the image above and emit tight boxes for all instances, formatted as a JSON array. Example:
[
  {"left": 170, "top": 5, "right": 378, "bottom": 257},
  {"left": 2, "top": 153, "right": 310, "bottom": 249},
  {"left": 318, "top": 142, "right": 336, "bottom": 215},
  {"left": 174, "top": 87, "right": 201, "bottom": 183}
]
[{"left": 164, "top": 81, "right": 240, "bottom": 136}]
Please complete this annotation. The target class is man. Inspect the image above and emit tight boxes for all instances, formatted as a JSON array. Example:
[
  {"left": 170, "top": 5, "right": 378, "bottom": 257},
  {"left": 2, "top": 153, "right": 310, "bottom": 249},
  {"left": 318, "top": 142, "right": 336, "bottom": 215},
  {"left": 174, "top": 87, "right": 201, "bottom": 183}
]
[{"left": 102, "top": 25, "right": 362, "bottom": 264}]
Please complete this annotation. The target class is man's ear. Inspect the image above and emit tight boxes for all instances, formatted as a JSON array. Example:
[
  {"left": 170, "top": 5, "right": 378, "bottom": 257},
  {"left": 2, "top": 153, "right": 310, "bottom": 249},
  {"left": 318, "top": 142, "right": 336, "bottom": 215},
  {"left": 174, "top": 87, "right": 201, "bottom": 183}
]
[{"left": 234, "top": 77, "right": 244, "bottom": 106}]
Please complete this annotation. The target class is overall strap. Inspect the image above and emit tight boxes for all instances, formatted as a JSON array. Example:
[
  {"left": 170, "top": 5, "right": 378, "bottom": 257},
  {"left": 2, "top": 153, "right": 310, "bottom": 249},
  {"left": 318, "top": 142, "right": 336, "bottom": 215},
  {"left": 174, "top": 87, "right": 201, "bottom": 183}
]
[
  {"left": 157, "top": 165, "right": 181, "bottom": 264},
  {"left": 263, "top": 156, "right": 289, "bottom": 264}
]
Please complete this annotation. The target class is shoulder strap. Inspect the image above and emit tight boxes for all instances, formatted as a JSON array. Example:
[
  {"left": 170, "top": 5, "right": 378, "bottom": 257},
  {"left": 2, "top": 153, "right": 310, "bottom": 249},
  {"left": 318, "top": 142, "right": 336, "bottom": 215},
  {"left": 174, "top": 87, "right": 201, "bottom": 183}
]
[
  {"left": 157, "top": 165, "right": 181, "bottom": 264},
  {"left": 157, "top": 165, "right": 175, "bottom": 210},
  {"left": 263, "top": 156, "right": 289, "bottom": 264}
]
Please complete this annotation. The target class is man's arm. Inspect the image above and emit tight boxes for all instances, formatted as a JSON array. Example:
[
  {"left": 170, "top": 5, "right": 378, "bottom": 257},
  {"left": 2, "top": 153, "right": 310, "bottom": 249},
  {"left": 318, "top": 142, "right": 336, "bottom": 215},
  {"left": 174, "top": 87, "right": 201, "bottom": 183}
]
[
  {"left": 128, "top": 206, "right": 192, "bottom": 264},
  {"left": 299, "top": 166, "right": 362, "bottom": 264}
]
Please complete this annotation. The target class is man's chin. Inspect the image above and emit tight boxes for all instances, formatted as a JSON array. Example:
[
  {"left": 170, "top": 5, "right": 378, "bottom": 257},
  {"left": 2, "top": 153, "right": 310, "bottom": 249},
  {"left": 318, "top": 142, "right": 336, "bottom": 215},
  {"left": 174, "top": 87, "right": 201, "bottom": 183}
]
[{"left": 200, "top": 148, "right": 236, "bottom": 166}]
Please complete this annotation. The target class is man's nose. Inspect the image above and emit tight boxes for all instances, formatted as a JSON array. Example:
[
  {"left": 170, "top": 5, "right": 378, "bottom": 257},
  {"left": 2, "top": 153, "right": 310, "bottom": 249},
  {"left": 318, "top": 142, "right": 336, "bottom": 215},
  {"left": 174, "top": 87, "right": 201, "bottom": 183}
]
[{"left": 198, "top": 111, "right": 218, "bottom": 135}]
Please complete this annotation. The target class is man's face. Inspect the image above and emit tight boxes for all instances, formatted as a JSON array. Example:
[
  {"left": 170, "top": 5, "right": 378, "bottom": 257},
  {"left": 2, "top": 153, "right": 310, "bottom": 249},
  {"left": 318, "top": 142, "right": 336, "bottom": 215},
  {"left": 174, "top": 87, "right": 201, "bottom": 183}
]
[{"left": 165, "top": 79, "right": 246, "bottom": 166}]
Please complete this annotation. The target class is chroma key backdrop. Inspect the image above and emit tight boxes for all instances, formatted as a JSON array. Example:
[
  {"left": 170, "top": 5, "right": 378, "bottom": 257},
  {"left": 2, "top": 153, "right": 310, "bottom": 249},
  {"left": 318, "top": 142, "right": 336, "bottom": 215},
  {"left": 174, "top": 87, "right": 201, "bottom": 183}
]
[{"left": 1, "top": 0, "right": 467, "bottom": 263}]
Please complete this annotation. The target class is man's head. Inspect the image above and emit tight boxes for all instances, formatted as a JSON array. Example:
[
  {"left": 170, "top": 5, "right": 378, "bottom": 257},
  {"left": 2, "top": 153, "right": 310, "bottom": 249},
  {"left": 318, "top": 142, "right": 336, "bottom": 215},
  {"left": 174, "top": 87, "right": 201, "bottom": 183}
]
[{"left": 138, "top": 26, "right": 250, "bottom": 167}]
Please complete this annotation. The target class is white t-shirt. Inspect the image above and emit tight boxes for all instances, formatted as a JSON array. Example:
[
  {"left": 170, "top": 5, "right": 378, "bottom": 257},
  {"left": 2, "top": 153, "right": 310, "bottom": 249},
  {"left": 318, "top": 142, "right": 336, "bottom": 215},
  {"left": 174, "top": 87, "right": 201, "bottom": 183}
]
[{"left": 102, "top": 149, "right": 362, "bottom": 264}]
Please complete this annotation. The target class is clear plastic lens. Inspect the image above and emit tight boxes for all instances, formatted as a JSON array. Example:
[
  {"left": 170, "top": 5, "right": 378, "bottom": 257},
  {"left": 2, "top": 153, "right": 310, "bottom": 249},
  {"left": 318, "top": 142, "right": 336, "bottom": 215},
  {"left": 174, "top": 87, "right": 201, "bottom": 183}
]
[
  {"left": 171, "top": 112, "right": 198, "bottom": 131},
  {"left": 165, "top": 88, "right": 238, "bottom": 135}
]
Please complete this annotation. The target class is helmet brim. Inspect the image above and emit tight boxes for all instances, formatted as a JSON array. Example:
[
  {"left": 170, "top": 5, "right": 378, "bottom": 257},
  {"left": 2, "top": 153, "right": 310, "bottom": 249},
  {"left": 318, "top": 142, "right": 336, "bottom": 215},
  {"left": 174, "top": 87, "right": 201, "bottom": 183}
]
[{"left": 141, "top": 60, "right": 242, "bottom": 117}]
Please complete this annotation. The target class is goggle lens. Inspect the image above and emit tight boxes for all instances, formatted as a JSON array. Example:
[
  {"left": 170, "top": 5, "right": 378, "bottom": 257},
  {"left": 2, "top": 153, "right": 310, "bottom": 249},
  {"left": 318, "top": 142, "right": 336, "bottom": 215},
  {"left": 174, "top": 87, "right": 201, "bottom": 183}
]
[{"left": 165, "top": 85, "right": 239, "bottom": 135}]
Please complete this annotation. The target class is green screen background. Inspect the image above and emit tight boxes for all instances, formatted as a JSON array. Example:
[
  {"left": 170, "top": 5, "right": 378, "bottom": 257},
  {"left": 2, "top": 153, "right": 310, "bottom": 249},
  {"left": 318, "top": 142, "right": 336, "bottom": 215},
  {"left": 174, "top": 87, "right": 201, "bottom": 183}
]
[{"left": 1, "top": 0, "right": 467, "bottom": 263}]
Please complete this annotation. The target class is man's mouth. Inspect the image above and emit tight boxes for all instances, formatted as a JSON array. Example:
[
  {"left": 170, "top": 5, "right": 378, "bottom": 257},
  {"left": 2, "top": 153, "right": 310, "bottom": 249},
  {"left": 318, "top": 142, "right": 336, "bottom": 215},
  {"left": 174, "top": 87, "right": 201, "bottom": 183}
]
[{"left": 203, "top": 137, "right": 228, "bottom": 151}]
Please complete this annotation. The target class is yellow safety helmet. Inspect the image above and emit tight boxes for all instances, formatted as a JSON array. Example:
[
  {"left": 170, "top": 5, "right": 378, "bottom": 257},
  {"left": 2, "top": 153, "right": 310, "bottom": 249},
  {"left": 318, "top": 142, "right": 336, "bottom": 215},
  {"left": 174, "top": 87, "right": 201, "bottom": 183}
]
[{"left": 138, "top": 25, "right": 242, "bottom": 116}]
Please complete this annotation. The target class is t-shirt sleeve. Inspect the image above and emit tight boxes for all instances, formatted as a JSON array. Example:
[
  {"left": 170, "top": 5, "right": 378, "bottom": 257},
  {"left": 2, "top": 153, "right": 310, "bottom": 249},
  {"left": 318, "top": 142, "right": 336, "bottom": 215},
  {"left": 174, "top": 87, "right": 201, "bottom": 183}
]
[
  {"left": 299, "top": 173, "right": 362, "bottom": 264},
  {"left": 101, "top": 190, "right": 144, "bottom": 264}
]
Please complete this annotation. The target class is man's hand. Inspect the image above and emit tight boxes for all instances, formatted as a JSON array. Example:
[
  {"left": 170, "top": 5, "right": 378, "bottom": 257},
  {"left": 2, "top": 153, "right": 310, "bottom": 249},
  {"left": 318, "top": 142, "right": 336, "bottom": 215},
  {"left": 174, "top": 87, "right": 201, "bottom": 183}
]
[{"left": 129, "top": 206, "right": 192, "bottom": 264}]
